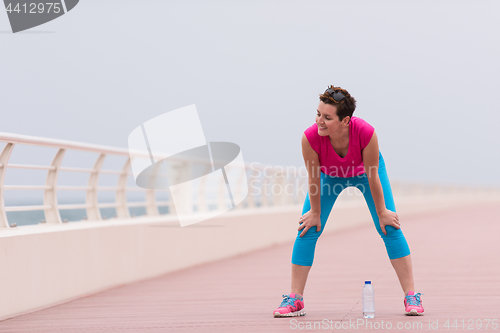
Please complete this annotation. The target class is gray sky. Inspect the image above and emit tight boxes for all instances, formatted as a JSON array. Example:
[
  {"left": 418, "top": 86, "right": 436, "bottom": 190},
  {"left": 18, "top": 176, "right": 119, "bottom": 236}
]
[{"left": 1, "top": 0, "right": 500, "bottom": 194}]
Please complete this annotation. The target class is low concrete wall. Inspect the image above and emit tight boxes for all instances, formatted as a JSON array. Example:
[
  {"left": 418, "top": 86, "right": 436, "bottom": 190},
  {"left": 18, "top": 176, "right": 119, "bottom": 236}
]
[{"left": 1, "top": 192, "right": 499, "bottom": 321}]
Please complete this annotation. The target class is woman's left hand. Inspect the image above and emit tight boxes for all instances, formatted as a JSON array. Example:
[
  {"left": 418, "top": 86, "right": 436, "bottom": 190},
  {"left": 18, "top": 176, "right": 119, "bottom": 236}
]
[{"left": 378, "top": 209, "right": 400, "bottom": 235}]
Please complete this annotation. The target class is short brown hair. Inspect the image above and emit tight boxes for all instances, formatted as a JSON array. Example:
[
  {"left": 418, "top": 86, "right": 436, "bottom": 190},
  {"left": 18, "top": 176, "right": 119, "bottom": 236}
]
[{"left": 319, "top": 85, "right": 357, "bottom": 122}]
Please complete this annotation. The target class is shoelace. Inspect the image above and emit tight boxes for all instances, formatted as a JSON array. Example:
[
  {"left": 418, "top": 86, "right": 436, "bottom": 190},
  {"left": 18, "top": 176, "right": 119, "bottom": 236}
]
[
  {"left": 405, "top": 293, "right": 424, "bottom": 306},
  {"left": 280, "top": 294, "right": 298, "bottom": 307}
]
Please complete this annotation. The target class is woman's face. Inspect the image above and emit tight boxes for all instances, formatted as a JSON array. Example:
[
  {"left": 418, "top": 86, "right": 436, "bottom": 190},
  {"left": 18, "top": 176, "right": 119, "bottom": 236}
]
[{"left": 316, "top": 101, "right": 345, "bottom": 136}]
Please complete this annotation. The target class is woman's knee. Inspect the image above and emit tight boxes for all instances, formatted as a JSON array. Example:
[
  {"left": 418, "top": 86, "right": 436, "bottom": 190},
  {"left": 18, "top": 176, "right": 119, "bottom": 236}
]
[
  {"left": 296, "top": 227, "right": 324, "bottom": 240},
  {"left": 380, "top": 225, "right": 404, "bottom": 239},
  {"left": 292, "top": 236, "right": 319, "bottom": 266}
]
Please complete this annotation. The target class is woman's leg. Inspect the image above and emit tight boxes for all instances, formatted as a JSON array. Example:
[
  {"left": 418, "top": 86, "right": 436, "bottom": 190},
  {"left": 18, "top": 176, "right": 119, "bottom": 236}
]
[
  {"left": 291, "top": 264, "right": 312, "bottom": 296},
  {"left": 390, "top": 254, "right": 415, "bottom": 295},
  {"left": 357, "top": 152, "right": 415, "bottom": 295},
  {"left": 290, "top": 173, "right": 342, "bottom": 295}
]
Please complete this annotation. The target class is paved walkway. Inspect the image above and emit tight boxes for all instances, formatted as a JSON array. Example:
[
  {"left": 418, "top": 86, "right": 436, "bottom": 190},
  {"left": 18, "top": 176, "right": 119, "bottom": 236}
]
[{"left": 1, "top": 203, "right": 499, "bottom": 332}]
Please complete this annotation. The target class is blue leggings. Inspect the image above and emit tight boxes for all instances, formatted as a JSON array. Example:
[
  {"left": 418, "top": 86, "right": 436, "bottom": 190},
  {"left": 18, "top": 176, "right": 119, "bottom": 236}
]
[{"left": 291, "top": 152, "right": 410, "bottom": 266}]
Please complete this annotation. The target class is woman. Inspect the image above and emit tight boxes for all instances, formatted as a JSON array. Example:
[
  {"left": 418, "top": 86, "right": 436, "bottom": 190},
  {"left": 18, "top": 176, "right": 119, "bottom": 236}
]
[{"left": 273, "top": 86, "right": 424, "bottom": 317}]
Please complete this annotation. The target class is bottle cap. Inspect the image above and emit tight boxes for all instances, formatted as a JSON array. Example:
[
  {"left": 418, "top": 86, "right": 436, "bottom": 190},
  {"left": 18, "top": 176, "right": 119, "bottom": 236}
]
[{"left": 365, "top": 281, "right": 371, "bottom": 284}]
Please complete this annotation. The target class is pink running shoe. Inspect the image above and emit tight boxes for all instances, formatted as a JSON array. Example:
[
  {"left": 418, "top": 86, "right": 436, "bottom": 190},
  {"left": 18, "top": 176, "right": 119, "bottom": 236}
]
[
  {"left": 404, "top": 291, "right": 424, "bottom": 316},
  {"left": 273, "top": 293, "right": 306, "bottom": 318}
]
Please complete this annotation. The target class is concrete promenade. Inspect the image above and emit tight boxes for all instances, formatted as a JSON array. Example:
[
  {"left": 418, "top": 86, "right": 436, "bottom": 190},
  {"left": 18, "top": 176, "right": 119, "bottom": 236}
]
[{"left": 0, "top": 202, "right": 499, "bottom": 332}]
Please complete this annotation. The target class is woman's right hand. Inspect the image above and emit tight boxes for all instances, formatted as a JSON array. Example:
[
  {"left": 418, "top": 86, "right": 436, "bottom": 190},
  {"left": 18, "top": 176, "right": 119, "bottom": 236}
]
[{"left": 298, "top": 210, "right": 322, "bottom": 237}]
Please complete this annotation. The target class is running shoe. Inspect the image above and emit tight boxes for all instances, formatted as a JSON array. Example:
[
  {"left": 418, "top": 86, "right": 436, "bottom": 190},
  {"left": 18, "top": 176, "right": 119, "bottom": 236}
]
[
  {"left": 404, "top": 291, "right": 424, "bottom": 316},
  {"left": 273, "top": 293, "right": 306, "bottom": 317}
]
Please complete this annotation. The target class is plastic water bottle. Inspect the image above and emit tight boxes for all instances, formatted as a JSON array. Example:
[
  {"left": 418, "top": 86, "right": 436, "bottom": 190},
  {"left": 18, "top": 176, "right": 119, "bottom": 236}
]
[{"left": 362, "top": 281, "right": 375, "bottom": 318}]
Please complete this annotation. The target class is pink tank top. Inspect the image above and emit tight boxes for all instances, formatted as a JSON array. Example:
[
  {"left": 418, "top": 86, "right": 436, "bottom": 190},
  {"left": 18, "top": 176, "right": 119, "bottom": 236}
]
[{"left": 304, "top": 116, "right": 375, "bottom": 177}]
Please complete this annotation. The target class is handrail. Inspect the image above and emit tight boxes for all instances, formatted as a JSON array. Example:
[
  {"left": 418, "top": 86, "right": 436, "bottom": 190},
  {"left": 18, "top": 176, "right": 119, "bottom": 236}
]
[{"left": 0, "top": 132, "right": 131, "bottom": 157}]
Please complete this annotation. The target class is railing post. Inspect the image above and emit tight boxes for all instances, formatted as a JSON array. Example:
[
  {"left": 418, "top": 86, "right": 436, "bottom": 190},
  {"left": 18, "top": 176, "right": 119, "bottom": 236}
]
[
  {"left": 217, "top": 164, "right": 227, "bottom": 210},
  {"left": 261, "top": 170, "right": 270, "bottom": 207},
  {"left": 282, "top": 171, "right": 292, "bottom": 205},
  {"left": 168, "top": 160, "right": 192, "bottom": 215},
  {"left": 86, "top": 154, "right": 105, "bottom": 221},
  {"left": 283, "top": 172, "right": 294, "bottom": 205},
  {"left": 43, "top": 148, "right": 65, "bottom": 224},
  {"left": 116, "top": 158, "right": 131, "bottom": 219},
  {"left": 145, "top": 160, "right": 163, "bottom": 216},
  {"left": 233, "top": 166, "right": 247, "bottom": 209},
  {"left": 273, "top": 168, "right": 285, "bottom": 206},
  {"left": 263, "top": 167, "right": 276, "bottom": 206},
  {"left": 297, "top": 176, "right": 307, "bottom": 204},
  {"left": 245, "top": 168, "right": 259, "bottom": 208},
  {"left": 0, "top": 143, "right": 15, "bottom": 228}
]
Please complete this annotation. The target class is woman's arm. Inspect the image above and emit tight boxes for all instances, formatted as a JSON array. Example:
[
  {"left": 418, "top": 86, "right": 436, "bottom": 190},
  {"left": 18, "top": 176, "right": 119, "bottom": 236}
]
[
  {"left": 362, "top": 131, "right": 401, "bottom": 235},
  {"left": 302, "top": 133, "right": 321, "bottom": 213},
  {"left": 297, "top": 133, "right": 322, "bottom": 237}
]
